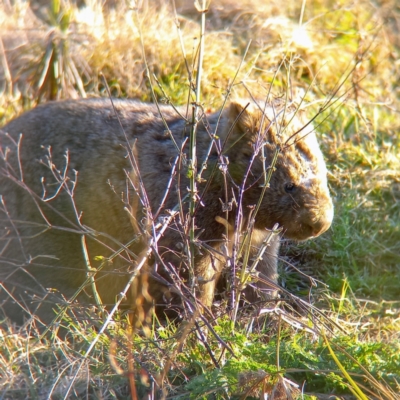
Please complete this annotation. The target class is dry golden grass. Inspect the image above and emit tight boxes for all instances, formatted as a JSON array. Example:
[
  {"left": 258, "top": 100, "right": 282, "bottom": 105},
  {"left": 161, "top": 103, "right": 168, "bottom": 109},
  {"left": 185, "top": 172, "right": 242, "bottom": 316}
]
[{"left": 0, "top": 0, "right": 396, "bottom": 107}]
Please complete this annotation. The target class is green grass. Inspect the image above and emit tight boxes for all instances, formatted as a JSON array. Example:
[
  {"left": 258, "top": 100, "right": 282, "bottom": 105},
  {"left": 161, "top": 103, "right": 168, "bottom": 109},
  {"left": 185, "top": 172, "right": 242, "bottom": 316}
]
[{"left": 0, "top": 0, "right": 399, "bottom": 399}]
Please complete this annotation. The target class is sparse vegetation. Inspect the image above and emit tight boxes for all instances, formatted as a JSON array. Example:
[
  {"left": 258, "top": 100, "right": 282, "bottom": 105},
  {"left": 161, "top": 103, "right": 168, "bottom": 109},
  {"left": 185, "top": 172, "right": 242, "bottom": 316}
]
[{"left": 0, "top": 0, "right": 399, "bottom": 399}]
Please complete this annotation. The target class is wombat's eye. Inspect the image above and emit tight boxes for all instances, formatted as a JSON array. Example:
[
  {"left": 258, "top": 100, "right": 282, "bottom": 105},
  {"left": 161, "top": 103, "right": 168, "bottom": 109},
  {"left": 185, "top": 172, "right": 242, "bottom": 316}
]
[{"left": 284, "top": 182, "right": 296, "bottom": 193}]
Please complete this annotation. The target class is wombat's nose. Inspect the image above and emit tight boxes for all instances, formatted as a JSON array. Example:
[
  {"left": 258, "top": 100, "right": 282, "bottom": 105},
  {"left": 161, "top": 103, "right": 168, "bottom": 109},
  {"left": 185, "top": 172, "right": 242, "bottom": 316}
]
[
  {"left": 311, "top": 220, "right": 330, "bottom": 237},
  {"left": 310, "top": 207, "right": 334, "bottom": 237}
]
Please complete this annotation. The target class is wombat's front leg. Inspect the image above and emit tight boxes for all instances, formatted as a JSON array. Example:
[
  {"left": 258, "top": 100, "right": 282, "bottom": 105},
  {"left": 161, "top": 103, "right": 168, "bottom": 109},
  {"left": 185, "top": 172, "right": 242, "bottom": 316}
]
[
  {"left": 244, "top": 232, "right": 281, "bottom": 302},
  {"left": 194, "top": 252, "right": 224, "bottom": 309}
]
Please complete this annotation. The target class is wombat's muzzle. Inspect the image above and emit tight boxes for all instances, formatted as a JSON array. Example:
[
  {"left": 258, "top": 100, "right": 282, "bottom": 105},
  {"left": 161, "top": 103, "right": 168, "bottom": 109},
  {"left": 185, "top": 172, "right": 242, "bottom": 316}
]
[
  {"left": 284, "top": 198, "right": 334, "bottom": 241},
  {"left": 301, "top": 200, "right": 334, "bottom": 239}
]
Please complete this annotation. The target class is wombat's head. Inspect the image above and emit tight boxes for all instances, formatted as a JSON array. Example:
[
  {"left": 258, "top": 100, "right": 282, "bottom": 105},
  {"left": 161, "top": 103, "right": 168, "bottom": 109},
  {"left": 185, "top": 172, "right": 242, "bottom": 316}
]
[{"left": 224, "top": 99, "right": 334, "bottom": 241}]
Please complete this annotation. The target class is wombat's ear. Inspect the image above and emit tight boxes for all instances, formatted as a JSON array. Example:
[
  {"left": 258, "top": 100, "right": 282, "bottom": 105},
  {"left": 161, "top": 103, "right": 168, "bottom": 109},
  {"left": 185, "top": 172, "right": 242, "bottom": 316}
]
[{"left": 227, "top": 100, "right": 260, "bottom": 135}]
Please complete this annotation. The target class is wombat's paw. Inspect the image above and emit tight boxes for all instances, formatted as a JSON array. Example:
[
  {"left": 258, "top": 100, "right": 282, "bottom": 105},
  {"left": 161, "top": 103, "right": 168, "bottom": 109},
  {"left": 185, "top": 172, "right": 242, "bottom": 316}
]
[{"left": 242, "top": 282, "right": 280, "bottom": 307}]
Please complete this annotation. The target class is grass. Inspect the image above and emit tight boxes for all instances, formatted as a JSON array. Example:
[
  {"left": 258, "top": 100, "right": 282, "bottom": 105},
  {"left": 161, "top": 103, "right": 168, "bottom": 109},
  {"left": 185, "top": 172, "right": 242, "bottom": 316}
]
[{"left": 0, "top": 0, "right": 399, "bottom": 399}]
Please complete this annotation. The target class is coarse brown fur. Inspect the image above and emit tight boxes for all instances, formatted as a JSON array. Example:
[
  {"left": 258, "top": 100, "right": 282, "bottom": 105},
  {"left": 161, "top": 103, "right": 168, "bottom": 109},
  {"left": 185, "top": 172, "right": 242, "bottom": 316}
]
[{"left": 0, "top": 98, "right": 333, "bottom": 327}]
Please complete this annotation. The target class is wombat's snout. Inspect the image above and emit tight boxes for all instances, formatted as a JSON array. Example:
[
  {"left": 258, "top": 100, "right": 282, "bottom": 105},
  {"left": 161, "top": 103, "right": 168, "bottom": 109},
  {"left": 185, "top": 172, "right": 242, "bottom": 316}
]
[
  {"left": 309, "top": 211, "right": 333, "bottom": 237},
  {"left": 302, "top": 200, "right": 334, "bottom": 239}
]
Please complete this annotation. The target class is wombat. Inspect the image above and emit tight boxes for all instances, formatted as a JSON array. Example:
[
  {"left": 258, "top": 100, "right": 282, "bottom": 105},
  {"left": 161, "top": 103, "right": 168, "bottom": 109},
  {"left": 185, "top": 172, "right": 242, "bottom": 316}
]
[{"left": 0, "top": 98, "right": 333, "bottom": 327}]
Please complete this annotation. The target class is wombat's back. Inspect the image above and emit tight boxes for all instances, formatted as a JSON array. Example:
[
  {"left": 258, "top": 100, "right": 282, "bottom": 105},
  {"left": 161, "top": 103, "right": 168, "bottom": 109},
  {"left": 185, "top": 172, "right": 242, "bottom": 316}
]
[{"left": 0, "top": 99, "right": 192, "bottom": 325}]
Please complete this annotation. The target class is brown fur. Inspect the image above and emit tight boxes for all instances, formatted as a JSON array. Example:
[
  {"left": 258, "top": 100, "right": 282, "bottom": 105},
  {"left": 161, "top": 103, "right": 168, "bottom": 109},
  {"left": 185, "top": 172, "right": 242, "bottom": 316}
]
[{"left": 0, "top": 98, "right": 333, "bottom": 326}]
